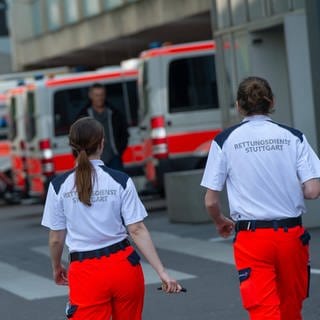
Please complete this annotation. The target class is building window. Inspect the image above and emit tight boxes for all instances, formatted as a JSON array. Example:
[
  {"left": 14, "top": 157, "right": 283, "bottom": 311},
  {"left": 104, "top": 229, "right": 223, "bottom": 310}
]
[
  {"left": 234, "top": 31, "right": 250, "bottom": 81},
  {"left": 230, "top": 0, "right": 248, "bottom": 25},
  {"left": 248, "top": 0, "right": 266, "bottom": 21},
  {"left": 270, "top": 0, "right": 289, "bottom": 14},
  {"left": 47, "top": 0, "right": 62, "bottom": 31},
  {"left": 222, "top": 34, "right": 237, "bottom": 102},
  {"left": 64, "top": 0, "right": 80, "bottom": 24},
  {"left": 293, "top": 0, "right": 305, "bottom": 9},
  {"left": 216, "top": 0, "right": 231, "bottom": 28},
  {"left": 32, "top": 0, "right": 43, "bottom": 35},
  {"left": 82, "top": 0, "right": 101, "bottom": 17},
  {"left": 104, "top": 0, "right": 123, "bottom": 10}
]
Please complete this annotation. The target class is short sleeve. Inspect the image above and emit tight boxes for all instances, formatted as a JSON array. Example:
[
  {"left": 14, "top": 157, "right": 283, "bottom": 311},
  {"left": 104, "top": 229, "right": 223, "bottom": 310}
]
[
  {"left": 120, "top": 178, "right": 148, "bottom": 225},
  {"left": 41, "top": 183, "right": 66, "bottom": 230},
  {"left": 201, "top": 140, "right": 227, "bottom": 191},
  {"left": 297, "top": 135, "right": 320, "bottom": 183}
]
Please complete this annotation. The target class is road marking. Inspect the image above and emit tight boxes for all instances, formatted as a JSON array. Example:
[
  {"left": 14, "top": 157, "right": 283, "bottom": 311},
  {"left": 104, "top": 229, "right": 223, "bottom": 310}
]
[
  {"left": 0, "top": 256, "right": 194, "bottom": 301},
  {"left": 208, "top": 237, "right": 231, "bottom": 242},
  {"left": 0, "top": 261, "right": 68, "bottom": 300},
  {"left": 150, "top": 231, "right": 235, "bottom": 265},
  {"left": 140, "top": 263, "right": 195, "bottom": 284}
]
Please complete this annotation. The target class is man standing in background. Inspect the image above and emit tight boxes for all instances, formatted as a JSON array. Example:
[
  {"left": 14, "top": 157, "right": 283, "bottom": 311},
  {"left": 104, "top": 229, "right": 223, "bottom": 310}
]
[{"left": 86, "top": 83, "right": 129, "bottom": 171}]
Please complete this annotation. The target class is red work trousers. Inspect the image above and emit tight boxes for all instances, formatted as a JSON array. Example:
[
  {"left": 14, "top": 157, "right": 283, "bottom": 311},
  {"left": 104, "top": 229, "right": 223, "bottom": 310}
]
[
  {"left": 233, "top": 226, "right": 310, "bottom": 320},
  {"left": 67, "top": 246, "right": 145, "bottom": 320}
]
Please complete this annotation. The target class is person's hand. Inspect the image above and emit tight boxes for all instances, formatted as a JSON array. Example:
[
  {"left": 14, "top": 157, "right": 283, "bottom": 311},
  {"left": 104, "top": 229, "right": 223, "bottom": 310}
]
[
  {"left": 53, "top": 264, "right": 68, "bottom": 285},
  {"left": 214, "top": 215, "right": 235, "bottom": 238},
  {"left": 158, "top": 270, "right": 183, "bottom": 293}
]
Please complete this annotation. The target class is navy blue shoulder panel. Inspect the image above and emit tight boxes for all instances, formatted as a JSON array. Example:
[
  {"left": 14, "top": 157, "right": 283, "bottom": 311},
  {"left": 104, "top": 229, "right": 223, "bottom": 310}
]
[
  {"left": 99, "top": 165, "right": 129, "bottom": 189},
  {"left": 51, "top": 170, "right": 75, "bottom": 194},
  {"left": 215, "top": 121, "right": 248, "bottom": 148},
  {"left": 268, "top": 121, "right": 303, "bottom": 142}
]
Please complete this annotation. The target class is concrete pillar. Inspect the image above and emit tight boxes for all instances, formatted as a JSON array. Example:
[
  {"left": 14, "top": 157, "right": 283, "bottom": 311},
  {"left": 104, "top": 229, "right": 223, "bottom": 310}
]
[
  {"left": 164, "top": 170, "right": 229, "bottom": 224},
  {"left": 305, "top": 0, "right": 320, "bottom": 154}
]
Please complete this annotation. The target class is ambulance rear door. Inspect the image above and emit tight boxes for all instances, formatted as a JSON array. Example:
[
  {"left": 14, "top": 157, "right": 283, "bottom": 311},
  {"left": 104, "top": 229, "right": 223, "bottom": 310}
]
[
  {"left": 138, "top": 54, "right": 165, "bottom": 181},
  {"left": 25, "top": 83, "right": 52, "bottom": 196},
  {"left": 162, "top": 49, "right": 221, "bottom": 161},
  {"left": 0, "top": 94, "right": 10, "bottom": 173},
  {"left": 120, "top": 71, "right": 144, "bottom": 176},
  {"left": 9, "top": 87, "right": 29, "bottom": 193}
]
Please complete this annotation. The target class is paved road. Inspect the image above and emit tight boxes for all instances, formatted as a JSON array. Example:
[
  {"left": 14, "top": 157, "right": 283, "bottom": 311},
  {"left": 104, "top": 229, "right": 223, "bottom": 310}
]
[{"left": 1, "top": 200, "right": 320, "bottom": 319}]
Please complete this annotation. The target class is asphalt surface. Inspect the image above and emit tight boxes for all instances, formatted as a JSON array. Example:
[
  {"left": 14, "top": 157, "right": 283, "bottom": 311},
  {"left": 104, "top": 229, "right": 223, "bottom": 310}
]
[{"left": 1, "top": 198, "right": 320, "bottom": 319}]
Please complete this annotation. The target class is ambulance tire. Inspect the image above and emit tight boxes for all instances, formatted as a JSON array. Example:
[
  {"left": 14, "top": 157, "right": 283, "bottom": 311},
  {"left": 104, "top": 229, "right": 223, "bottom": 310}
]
[{"left": 0, "top": 170, "right": 22, "bottom": 205}]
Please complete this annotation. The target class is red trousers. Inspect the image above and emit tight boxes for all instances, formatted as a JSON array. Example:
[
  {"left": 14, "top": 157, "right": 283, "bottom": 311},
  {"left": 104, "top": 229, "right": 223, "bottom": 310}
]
[
  {"left": 233, "top": 226, "right": 310, "bottom": 320},
  {"left": 67, "top": 246, "right": 145, "bottom": 320}
]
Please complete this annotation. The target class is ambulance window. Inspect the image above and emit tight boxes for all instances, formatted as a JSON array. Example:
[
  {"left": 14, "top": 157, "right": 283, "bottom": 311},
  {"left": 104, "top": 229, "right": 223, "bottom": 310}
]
[
  {"left": 26, "top": 92, "right": 36, "bottom": 142},
  {"left": 168, "top": 55, "right": 219, "bottom": 113},
  {"left": 54, "top": 87, "right": 88, "bottom": 136},
  {"left": 0, "top": 102, "right": 8, "bottom": 140},
  {"left": 124, "top": 80, "right": 139, "bottom": 127},
  {"left": 9, "top": 97, "right": 17, "bottom": 140},
  {"left": 103, "top": 83, "right": 126, "bottom": 119}
]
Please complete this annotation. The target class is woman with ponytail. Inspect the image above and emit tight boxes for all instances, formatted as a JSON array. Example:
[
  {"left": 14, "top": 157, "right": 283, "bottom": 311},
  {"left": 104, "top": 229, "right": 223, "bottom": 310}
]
[
  {"left": 201, "top": 77, "right": 320, "bottom": 319},
  {"left": 42, "top": 117, "right": 182, "bottom": 320}
]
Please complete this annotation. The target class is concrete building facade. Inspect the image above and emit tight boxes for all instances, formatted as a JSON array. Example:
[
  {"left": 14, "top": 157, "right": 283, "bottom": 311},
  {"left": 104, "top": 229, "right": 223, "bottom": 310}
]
[{"left": 9, "top": 0, "right": 212, "bottom": 70}]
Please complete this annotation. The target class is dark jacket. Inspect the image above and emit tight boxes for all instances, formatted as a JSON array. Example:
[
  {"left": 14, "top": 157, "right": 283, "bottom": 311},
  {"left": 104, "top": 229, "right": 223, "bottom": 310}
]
[{"left": 79, "top": 102, "right": 129, "bottom": 156}]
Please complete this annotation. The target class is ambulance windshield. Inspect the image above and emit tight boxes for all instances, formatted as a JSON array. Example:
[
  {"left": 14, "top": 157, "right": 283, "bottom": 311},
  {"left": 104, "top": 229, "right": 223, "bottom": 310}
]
[
  {"left": 53, "top": 80, "right": 138, "bottom": 136},
  {"left": 0, "top": 101, "right": 8, "bottom": 140}
]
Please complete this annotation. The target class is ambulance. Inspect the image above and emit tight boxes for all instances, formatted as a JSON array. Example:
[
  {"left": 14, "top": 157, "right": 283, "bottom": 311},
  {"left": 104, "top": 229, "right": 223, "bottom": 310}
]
[
  {"left": 138, "top": 40, "right": 222, "bottom": 192},
  {"left": 24, "top": 67, "right": 142, "bottom": 199}
]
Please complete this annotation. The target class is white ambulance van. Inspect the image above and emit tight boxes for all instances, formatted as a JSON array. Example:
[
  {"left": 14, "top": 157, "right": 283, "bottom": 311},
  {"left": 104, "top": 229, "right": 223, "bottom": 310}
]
[
  {"left": 25, "top": 67, "right": 142, "bottom": 199},
  {"left": 138, "top": 40, "right": 222, "bottom": 192}
]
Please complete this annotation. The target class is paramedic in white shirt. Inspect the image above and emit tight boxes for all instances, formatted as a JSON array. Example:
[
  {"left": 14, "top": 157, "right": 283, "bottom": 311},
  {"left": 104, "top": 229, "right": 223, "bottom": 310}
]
[
  {"left": 201, "top": 76, "right": 320, "bottom": 320},
  {"left": 42, "top": 117, "right": 182, "bottom": 320}
]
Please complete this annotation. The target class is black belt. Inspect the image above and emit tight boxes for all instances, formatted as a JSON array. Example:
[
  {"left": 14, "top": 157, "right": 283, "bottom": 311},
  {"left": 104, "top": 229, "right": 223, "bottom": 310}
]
[
  {"left": 70, "top": 239, "right": 131, "bottom": 262},
  {"left": 235, "top": 216, "right": 302, "bottom": 232}
]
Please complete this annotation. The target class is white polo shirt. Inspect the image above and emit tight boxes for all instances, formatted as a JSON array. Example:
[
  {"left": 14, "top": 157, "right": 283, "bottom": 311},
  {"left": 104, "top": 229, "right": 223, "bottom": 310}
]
[
  {"left": 42, "top": 159, "right": 147, "bottom": 252},
  {"left": 201, "top": 115, "right": 320, "bottom": 221}
]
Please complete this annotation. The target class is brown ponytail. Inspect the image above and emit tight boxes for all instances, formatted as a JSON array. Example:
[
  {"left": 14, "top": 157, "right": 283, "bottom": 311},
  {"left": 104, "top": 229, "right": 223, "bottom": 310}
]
[
  {"left": 69, "top": 117, "right": 104, "bottom": 206},
  {"left": 237, "top": 77, "right": 274, "bottom": 116}
]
